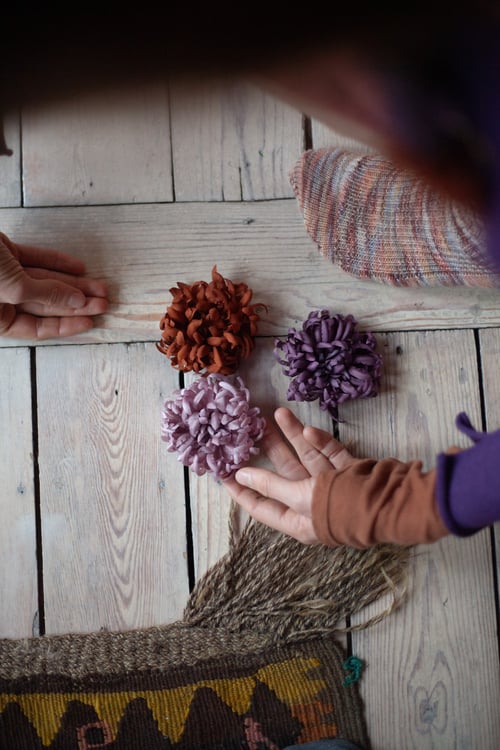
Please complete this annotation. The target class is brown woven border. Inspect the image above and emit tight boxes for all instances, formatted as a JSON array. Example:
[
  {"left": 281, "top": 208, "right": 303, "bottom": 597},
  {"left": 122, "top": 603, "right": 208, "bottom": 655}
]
[{"left": 0, "top": 626, "right": 370, "bottom": 747}]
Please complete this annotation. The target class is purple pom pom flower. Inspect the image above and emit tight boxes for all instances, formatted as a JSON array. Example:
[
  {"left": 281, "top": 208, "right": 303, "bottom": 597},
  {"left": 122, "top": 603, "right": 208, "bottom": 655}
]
[
  {"left": 161, "top": 374, "right": 265, "bottom": 480},
  {"left": 274, "top": 310, "right": 382, "bottom": 419}
]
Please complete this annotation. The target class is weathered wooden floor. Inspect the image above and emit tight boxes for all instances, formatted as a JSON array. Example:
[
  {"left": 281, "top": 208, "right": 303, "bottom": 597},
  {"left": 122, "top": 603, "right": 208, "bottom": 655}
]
[{"left": 0, "top": 81, "right": 499, "bottom": 749}]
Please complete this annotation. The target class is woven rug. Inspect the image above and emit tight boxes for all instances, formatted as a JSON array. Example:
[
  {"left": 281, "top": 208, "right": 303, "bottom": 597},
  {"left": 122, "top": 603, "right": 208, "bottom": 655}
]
[{"left": 0, "top": 520, "right": 410, "bottom": 749}]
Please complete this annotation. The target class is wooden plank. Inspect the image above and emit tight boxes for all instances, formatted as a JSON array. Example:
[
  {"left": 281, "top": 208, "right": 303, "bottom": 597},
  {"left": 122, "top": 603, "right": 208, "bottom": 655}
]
[
  {"left": 478, "top": 327, "right": 500, "bottom": 617},
  {"left": 170, "top": 82, "right": 304, "bottom": 201},
  {"left": 235, "top": 85, "right": 304, "bottom": 201},
  {"left": 341, "top": 330, "right": 500, "bottom": 748},
  {"left": 311, "top": 118, "right": 374, "bottom": 153},
  {"left": 0, "top": 110, "right": 21, "bottom": 207},
  {"left": 187, "top": 338, "right": 333, "bottom": 581},
  {"left": 22, "top": 84, "right": 173, "bottom": 206},
  {"left": 0, "top": 347, "right": 38, "bottom": 638},
  {"left": 1, "top": 202, "right": 500, "bottom": 348},
  {"left": 169, "top": 81, "right": 240, "bottom": 202},
  {"left": 37, "top": 342, "right": 189, "bottom": 635}
]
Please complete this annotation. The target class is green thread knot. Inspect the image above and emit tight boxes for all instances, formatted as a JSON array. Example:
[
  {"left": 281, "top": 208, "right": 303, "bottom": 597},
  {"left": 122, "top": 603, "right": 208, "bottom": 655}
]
[{"left": 343, "top": 655, "right": 364, "bottom": 686}]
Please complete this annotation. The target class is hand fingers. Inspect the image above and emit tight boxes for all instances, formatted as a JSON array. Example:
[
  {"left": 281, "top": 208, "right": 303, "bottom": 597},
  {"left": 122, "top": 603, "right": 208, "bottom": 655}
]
[
  {"left": 303, "top": 424, "right": 355, "bottom": 470},
  {"left": 274, "top": 407, "right": 338, "bottom": 477},
  {"left": 0, "top": 304, "right": 95, "bottom": 339},
  {"left": 19, "top": 268, "right": 108, "bottom": 316},
  {"left": 15, "top": 275, "right": 91, "bottom": 310},
  {"left": 1, "top": 232, "right": 86, "bottom": 275},
  {"left": 20, "top": 265, "right": 109, "bottom": 312},
  {"left": 0, "top": 249, "right": 89, "bottom": 309},
  {"left": 234, "top": 466, "right": 314, "bottom": 517},
  {"left": 24, "top": 266, "right": 108, "bottom": 299},
  {"left": 260, "top": 418, "right": 310, "bottom": 481},
  {"left": 224, "top": 477, "right": 319, "bottom": 545},
  {"left": 0, "top": 241, "right": 107, "bottom": 312},
  {"left": 20, "top": 295, "right": 108, "bottom": 318}
]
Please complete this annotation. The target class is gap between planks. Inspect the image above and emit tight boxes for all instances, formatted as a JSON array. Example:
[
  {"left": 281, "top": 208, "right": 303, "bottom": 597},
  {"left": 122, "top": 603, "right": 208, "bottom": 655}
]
[{"left": 1, "top": 202, "right": 500, "bottom": 350}]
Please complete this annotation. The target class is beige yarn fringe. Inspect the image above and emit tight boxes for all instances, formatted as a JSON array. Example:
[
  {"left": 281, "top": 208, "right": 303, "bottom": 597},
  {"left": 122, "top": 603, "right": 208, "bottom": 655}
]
[
  {"left": 0, "top": 506, "right": 409, "bottom": 685},
  {"left": 184, "top": 507, "right": 410, "bottom": 642}
]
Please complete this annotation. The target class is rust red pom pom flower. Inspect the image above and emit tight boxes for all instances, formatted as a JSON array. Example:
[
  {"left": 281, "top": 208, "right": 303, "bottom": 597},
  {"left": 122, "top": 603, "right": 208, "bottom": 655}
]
[
  {"left": 157, "top": 266, "right": 266, "bottom": 375},
  {"left": 161, "top": 374, "right": 266, "bottom": 480},
  {"left": 274, "top": 310, "right": 382, "bottom": 419}
]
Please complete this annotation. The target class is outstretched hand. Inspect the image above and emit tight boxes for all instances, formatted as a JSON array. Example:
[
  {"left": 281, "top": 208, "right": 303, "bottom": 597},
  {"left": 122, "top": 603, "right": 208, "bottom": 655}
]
[
  {"left": 224, "top": 407, "right": 356, "bottom": 544},
  {"left": 0, "top": 231, "right": 108, "bottom": 339}
]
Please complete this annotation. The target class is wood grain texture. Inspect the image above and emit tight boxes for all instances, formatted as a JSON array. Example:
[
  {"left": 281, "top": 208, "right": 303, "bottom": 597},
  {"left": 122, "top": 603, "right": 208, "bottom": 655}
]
[
  {"left": 478, "top": 327, "right": 500, "bottom": 618},
  {"left": 170, "top": 82, "right": 304, "bottom": 201},
  {"left": 1, "top": 202, "right": 500, "bottom": 348},
  {"left": 0, "top": 110, "right": 21, "bottom": 207},
  {"left": 169, "top": 82, "right": 240, "bottom": 202},
  {"left": 311, "top": 118, "right": 375, "bottom": 153},
  {"left": 479, "top": 327, "right": 500, "bottom": 428},
  {"left": 342, "top": 331, "right": 500, "bottom": 749},
  {"left": 36, "top": 342, "right": 189, "bottom": 635},
  {"left": 0, "top": 348, "right": 38, "bottom": 638},
  {"left": 22, "top": 85, "right": 173, "bottom": 206},
  {"left": 182, "top": 369, "right": 235, "bottom": 582}
]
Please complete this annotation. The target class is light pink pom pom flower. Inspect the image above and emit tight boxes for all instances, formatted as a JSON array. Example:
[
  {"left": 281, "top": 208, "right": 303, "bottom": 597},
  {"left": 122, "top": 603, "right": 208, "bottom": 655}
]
[{"left": 161, "top": 375, "right": 265, "bottom": 480}]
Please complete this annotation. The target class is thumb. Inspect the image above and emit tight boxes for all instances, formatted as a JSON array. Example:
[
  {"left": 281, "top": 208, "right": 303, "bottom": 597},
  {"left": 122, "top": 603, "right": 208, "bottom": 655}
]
[{"left": 18, "top": 276, "right": 86, "bottom": 309}]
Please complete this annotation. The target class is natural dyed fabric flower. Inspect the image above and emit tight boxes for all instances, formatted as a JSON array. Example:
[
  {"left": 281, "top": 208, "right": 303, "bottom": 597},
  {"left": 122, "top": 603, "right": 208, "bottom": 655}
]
[
  {"left": 274, "top": 310, "right": 382, "bottom": 419},
  {"left": 161, "top": 375, "right": 266, "bottom": 480},
  {"left": 157, "top": 266, "right": 266, "bottom": 375}
]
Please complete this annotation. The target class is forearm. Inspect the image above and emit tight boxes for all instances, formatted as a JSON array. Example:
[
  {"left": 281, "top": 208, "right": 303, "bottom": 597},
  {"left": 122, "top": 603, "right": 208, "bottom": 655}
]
[
  {"left": 311, "top": 414, "right": 500, "bottom": 548},
  {"left": 311, "top": 459, "right": 446, "bottom": 548}
]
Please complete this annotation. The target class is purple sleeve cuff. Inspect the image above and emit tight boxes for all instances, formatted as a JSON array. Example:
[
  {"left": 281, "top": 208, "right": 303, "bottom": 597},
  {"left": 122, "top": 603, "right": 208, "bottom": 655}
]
[{"left": 436, "top": 413, "right": 500, "bottom": 536}]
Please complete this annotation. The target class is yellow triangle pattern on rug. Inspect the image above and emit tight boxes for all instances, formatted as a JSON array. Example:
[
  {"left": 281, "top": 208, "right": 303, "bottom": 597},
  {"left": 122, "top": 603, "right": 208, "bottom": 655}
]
[
  {"left": 1, "top": 523, "right": 409, "bottom": 748},
  {"left": 0, "top": 656, "right": 331, "bottom": 747}
]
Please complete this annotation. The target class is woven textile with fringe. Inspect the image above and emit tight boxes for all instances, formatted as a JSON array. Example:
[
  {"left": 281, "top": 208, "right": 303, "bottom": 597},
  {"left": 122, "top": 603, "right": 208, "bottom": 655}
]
[{"left": 0, "top": 517, "right": 410, "bottom": 749}]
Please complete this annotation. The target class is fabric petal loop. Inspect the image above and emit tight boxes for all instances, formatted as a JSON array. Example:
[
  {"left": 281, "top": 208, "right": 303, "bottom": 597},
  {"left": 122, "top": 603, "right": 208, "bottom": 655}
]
[
  {"left": 161, "top": 374, "right": 265, "bottom": 480},
  {"left": 274, "top": 310, "right": 382, "bottom": 419}
]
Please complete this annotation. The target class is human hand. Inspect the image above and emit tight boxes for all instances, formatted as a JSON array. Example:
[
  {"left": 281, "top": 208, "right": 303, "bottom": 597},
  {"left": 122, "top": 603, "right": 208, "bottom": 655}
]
[
  {"left": 224, "top": 406, "right": 355, "bottom": 544},
  {"left": 0, "top": 231, "right": 108, "bottom": 339}
]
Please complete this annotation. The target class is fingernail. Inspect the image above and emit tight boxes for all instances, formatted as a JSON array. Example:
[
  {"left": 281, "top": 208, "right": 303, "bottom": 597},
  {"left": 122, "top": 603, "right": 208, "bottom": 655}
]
[
  {"left": 69, "top": 293, "right": 86, "bottom": 309},
  {"left": 235, "top": 469, "right": 250, "bottom": 483}
]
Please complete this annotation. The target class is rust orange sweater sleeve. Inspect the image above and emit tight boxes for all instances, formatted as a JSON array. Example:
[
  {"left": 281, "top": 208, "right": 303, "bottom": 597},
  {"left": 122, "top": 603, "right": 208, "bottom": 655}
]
[{"left": 311, "top": 458, "right": 449, "bottom": 548}]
